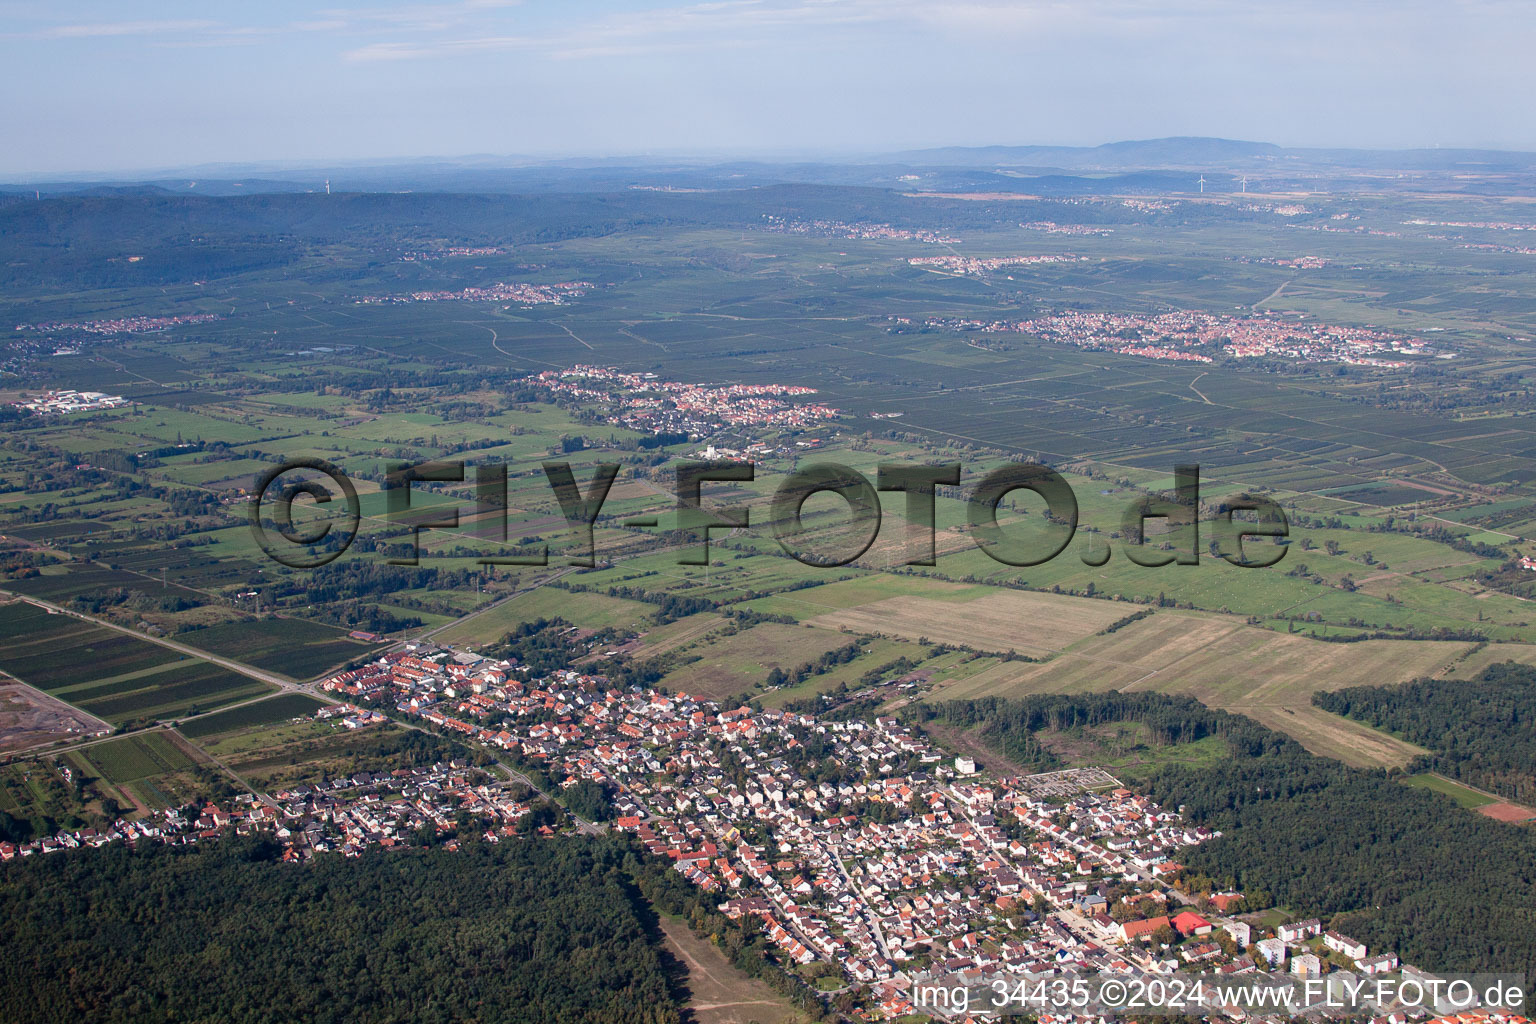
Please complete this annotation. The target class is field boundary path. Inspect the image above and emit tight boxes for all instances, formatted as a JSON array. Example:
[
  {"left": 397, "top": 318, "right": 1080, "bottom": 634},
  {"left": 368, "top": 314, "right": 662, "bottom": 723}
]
[{"left": 0, "top": 593, "right": 301, "bottom": 690}]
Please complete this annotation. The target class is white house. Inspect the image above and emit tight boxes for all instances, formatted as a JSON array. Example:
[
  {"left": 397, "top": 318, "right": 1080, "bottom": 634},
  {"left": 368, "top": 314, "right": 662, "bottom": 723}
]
[
  {"left": 1278, "top": 919, "right": 1322, "bottom": 943},
  {"left": 1357, "top": 952, "right": 1399, "bottom": 975},
  {"left": 1291, "top": 953, "right": 1322, "bottom": 978},
  {"left": 1222, "top": 920, "right": 1252, "bottom": 947},
  {"left": 1324, "top": 931, "right": 1367, "bottom": 960}
]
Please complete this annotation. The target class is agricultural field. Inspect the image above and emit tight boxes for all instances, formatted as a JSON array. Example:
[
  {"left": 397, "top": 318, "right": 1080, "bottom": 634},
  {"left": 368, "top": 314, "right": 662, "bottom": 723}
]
[
  {"left": 621, "top": 613, "right": 730, "bottom": 662},
  {"left": 175, "top": 619, "right": 385, "bottom": 680},
  {"left": 1404, "top": 772, "right": 1499, "bottom": 810},
  {"left": 656, "top": 622, "right": 856, "bottom": 701},
  {"left": 925, "top": 606, "right": 1492, "bottom": 767},
  {"left": 67, "top": 730, "right": 223, "bottom": 815},
  {"left": 0, "top": 603, "right": 275, "bottom": 726},
  {"left": 75, "top": 731, "right": 200, "bottom": 786},
  {"left": 754, "top": 636, "right": 945, "bottom": 710},
  {"left": 8, "top": 183, "right": 1536, "bottom": 789},
  {"left": 178, "top": 693, "right": 330, "bottom": 740},
  {"left": 432, "top": 584, "right": 655, "bottom": 648},
  {"left": 807, "top": 589, "right": 1127, "bottom": 657}
]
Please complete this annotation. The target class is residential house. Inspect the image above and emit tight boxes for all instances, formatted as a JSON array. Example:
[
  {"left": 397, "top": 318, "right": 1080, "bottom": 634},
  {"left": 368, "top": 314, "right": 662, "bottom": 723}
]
[
  {"left": 1278, "top": 919, "right": 1322, "bottom": 943},
  {"left": 1291, "top": 953, "right": 1322, "bottom": 978},
  {"left": 1256, "top": 937, "right": 1287, "bottom": 968},
  {"left": 1324, "top": 931, "right": 1367, "bottom": 960}
]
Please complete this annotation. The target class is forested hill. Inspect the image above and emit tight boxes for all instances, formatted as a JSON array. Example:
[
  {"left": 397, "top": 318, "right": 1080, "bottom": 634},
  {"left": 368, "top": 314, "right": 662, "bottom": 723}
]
[
  {"left": 1314, "top": 661, "right": 1536, "bottom": 804},
  {"left": 0, "top": 836, "right": 680, "bottom": 1024},
  {"left": 911, "top": 692, "right": 1536, "bottom": 977},
  {"left": 0, "top": 185, "right": 1282, "bottom": 291}
]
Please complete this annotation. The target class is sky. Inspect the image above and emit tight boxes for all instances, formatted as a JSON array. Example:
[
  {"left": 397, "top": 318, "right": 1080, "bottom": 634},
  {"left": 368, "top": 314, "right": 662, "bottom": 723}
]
[{"left": 3, "top": 0, "right": 1535, "bottom": 177}]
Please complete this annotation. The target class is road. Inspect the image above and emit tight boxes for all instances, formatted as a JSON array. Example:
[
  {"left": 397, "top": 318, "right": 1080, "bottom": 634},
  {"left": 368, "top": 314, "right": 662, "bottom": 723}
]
[
  {"left": 827, "top": 843, "right": 894, "bottom": 961},
  {"left": 0, "top": 592, "right": 340, "bottom": 768},
  {"left": 339, "top": 697, "right": 604, "bottom": 835},
  {"left": 493, "top": 758, "right": 604, "bottom": 836}
]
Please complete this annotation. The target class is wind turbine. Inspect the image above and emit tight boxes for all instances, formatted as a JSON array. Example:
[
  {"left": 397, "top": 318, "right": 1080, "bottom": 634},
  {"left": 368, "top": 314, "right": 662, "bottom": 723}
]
[
  {"left": 1197, "top": 175, "right": 1206, "bottom": 194},
  {"left": 1241, "top": 175, "right": 1248, "bottom": 193},
  {"left": 325, "top": 179, "right": 331, "bottom": 195}
]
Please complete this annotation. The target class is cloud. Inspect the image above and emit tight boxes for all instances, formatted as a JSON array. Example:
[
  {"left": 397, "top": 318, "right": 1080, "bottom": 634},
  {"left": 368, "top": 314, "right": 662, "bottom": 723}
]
[
  {"left": 333, "top": 0, "right": 1294, "bottom": 65},
  {"left": 342, "top": 0, "right": 892, "bottom": 62},
  {"left": 346, "top": 35, "right": 535, "bottom": 61},
  {"left": 34, "top": 19, "right": 217, "bottom": 39},
  {"left": 319, "top": 0, "right": 523, "bottom": 33}
]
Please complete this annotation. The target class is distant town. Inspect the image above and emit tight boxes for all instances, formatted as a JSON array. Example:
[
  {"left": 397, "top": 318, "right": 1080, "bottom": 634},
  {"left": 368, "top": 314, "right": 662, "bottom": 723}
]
[
  {"left": 535, "top": 364, "right": 841, "bottom": 436},
  {"left": 760, "top": 214, "right": 963, "bottom": 245},
  {"left": 396, "top": 245, "right": 511, "bottom": 261},
  {"left": 13, "top": 312, "right": 221, "bottom": 336},
  {"left": 354, "top": 280, "right": 591, "bottom": 306},
  {"left": 908, "top": 253, "right": 1090, "bottom": 275},
  {"left": 912, "top": 310, "right": 1437, "bottom": 368},
  {"left": 10, "top": 389, "right": 130, "bottom": 415}
]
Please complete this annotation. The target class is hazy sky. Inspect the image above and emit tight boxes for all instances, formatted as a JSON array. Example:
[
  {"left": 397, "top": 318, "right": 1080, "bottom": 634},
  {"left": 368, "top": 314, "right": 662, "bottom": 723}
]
[{"left": 3, "top": 0, "right": 1534, "bottom": 176}]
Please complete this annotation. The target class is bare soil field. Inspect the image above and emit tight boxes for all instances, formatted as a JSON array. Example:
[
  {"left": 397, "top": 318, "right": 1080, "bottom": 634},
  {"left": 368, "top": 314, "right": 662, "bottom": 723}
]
[
  {"left": 1479, "top": 802, "right": 1536, "bottom": 823},
  {"left": 0, "top": 680, "right": 109, "bottom": 754},
  {"left": 808, "top": 590, "right": 1126, "bottom": 656}
]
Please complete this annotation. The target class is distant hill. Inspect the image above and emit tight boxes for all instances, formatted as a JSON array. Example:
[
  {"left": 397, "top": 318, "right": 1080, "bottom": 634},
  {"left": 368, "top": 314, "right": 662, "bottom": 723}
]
[
  {"left": 9, "top": 137, "right": 1536, "bottom": 198},
  {"left": 885, "top": 136, "right": 1536, "bottom": 173},
  {"left": 885, "top": 136, "right": 1283, "bottom": 169}
]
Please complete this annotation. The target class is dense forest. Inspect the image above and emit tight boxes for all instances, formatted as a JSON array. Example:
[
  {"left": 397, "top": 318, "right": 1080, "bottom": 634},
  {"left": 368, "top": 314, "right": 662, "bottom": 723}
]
[
  {"left": 1147, "top": 746, "right": 1536, "bottom": 978},
  {"left": 1313, "top": 661, "right": 1536, "bottom": 803},
  {"left": 0, "top": 836, "right": 680, "bottom": 1024},
  {"left": 913, "top": 692, "right": 1536, "bottom": 977}
]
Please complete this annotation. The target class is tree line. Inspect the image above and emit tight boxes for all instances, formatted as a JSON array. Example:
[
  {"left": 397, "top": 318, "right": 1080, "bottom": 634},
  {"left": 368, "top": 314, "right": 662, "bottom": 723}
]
[{"left": 1314, "top": 661, "right": 1536, "bottom": 804}]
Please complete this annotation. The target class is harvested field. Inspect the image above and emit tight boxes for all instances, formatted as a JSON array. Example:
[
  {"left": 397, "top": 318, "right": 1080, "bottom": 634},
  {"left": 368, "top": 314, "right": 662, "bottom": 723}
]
[
  {"left": 627, "top": 613, "right": 728, "bottom": 660},
  {"left": 1237, "top": 704, "right": 1428, "bottom": 768},
  {"left": 931, "top": 608, "right": 1459, "bottom": 769},
  {"left": 807, "top": 590, "right": 1126, "bottom": 656},
  {"left": 1438, "top": 641, "right": 1536, "bottom": 679}
]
